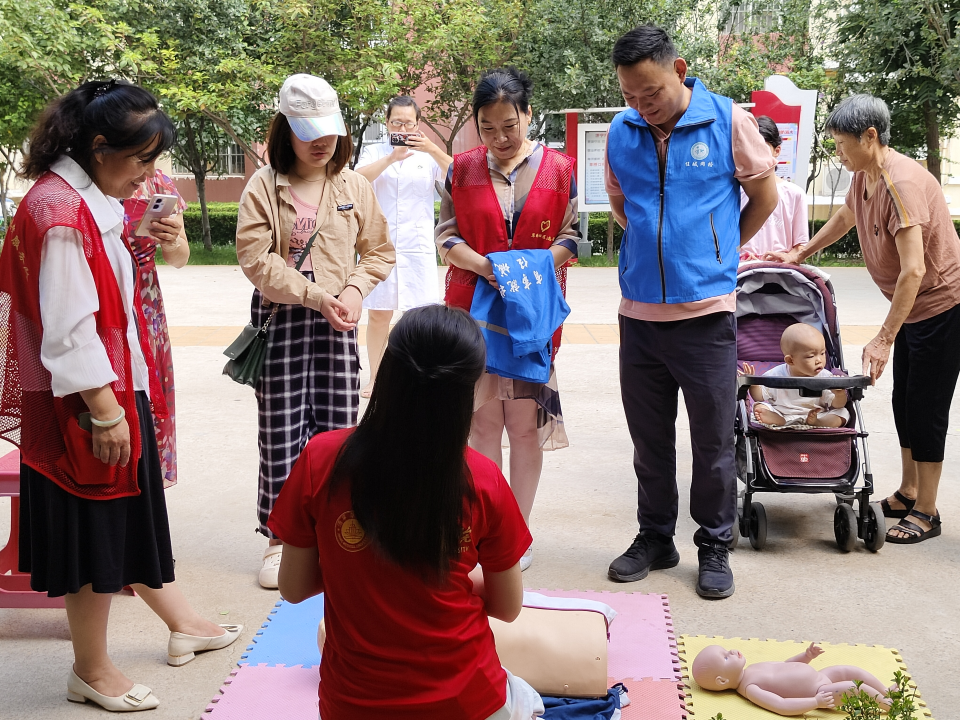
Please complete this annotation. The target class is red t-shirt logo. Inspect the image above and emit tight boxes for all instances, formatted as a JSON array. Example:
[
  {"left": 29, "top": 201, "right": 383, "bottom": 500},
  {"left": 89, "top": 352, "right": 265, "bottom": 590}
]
[{"left": 800, "top": 453, "right": 810, "bottom": 463}]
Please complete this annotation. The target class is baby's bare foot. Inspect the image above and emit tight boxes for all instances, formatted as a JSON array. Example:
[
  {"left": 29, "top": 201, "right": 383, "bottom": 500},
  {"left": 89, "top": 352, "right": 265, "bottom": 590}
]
[{"left": 755, "top": 406, "right": 785, "bottom": 425}]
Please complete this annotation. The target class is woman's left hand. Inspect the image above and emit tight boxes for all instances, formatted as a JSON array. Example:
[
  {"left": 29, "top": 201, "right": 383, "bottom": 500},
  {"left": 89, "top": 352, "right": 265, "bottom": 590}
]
[
  {"left": 862, "top": 333, "right": 893, "bottom": 383},
  {"left": 149, "top": 215, "right": 184, "bottom": 250},
  {"left": 337, "top": 285, "right": 364, "bottom": 325}
]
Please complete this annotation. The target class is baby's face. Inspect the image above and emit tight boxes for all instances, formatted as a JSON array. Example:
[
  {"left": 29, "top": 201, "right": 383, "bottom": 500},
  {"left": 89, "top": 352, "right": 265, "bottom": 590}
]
[
  {"left": 692, "top": 645, "right": 747, "bottom": 690},
  {"left": 786, "top": 339, "right": 827, "bottom": 377}
]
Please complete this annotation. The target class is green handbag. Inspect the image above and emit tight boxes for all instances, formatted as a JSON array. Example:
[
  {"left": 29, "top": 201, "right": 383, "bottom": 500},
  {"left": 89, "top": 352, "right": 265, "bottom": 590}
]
[{"left": 223, "top": 223, "right": 320, "bottom": 387}]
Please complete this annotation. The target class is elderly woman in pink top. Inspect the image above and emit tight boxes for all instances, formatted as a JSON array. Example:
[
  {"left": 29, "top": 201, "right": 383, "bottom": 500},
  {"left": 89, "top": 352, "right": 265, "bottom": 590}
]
[{"left": 739, "top": 116, "right": 809, "bottom": 262}]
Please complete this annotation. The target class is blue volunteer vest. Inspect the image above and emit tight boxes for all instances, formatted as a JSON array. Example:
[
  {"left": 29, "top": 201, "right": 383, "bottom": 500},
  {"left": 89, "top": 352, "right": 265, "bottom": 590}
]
[{"left": 608, "top": 77, "right": 741, "bottom": 304}]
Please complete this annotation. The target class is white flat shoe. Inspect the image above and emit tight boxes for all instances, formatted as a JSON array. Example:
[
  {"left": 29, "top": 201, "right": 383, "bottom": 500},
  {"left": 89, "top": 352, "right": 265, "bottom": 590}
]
[
  {"left": 167, "top": 624, "right": 244, "bottom": 667},
  {"left": 67, "top": 669, "right": 159, "bottom": 712},
  {"left": 259, "top": 545, "right": 283, "bottom": 589},
  {"left": 520, "top": 545, "right": 533, "bottom": 572}
]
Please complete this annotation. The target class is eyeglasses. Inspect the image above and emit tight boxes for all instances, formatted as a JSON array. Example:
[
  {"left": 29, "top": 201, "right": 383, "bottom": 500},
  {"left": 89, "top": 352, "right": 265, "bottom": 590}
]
[{"left": 388, "top": 120, "right": 418, "bottom": 130}]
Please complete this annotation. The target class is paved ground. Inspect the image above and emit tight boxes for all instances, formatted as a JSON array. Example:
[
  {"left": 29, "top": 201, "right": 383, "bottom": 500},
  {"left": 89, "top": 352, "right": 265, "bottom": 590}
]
[{"left": 1, "top": 266, "right": 957, "bottom": 719}]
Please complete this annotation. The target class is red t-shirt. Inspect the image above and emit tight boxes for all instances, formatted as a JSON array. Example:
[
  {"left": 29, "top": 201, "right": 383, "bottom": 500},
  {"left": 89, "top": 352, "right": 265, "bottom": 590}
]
[{"left": 267, "top": 428, "right": 532, "bottom": 720}]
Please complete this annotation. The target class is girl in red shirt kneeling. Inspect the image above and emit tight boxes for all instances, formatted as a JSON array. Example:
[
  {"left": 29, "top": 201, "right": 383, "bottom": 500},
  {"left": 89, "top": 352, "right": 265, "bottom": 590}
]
[{"left": 268, "top": 304, "right": 543, "bottom": 720}]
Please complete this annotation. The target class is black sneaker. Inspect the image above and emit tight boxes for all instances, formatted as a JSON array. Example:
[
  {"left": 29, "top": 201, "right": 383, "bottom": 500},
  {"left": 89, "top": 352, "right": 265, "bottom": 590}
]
[
  {"left": 696, "top": 543, "right": 735, "bottom": 599},
  {"left": 608, "top": 531, "right": 680, "bottom": 582}
]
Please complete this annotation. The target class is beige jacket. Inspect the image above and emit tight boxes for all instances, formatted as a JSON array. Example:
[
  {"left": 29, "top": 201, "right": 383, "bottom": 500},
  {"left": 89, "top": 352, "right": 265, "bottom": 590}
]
[{"left": 236, "top": 165, "right": 395, "bottom": 311}]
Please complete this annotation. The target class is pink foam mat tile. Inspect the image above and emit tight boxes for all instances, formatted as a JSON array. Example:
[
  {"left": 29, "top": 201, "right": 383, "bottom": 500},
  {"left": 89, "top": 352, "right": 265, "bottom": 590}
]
[
  {"left": 612, "top": 677, "right": 687, "bottom": 720},
  {"left": 205, "top": 664, "right": 319, "bottom": 719},
  {"left": 536, "top": 589, "right": 681, "bottom": 682}
]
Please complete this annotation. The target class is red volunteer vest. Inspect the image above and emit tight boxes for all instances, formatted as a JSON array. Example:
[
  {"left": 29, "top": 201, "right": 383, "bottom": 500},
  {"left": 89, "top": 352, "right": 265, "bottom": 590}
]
[
  {"left": 0, "top": 172, "right": 167, "bottom": 500},
  {"left": 446, "top": 145, "right": 574, "bottom": 356}
]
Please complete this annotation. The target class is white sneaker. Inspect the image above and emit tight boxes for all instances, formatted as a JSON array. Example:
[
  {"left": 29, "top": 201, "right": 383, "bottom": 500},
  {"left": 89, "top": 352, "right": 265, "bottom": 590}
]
[
  {"left": 519, "top": 545, "right": 533, "bottom": 572},
  {"left": 259, "top": 545, "right": 283, "bottom": 589}
]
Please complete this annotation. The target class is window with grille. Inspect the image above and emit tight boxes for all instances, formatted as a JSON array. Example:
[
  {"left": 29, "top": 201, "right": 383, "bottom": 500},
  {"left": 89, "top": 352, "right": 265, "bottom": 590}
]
[
  {"left": 724, "top": 0, "right": 781, "bottom": 33},
  {"left": 173, "top": 143, "right": 246, "bottom": 176}
]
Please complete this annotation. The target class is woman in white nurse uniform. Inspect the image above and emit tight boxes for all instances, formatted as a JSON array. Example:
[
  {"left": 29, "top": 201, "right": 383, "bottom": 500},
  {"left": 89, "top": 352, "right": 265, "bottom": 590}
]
[{"left": 356, "top": 96, "right": 452, "bottom": 397}]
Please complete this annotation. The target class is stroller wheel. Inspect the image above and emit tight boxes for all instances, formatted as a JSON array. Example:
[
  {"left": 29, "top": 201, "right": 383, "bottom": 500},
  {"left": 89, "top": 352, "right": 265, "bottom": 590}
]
[
  {"left": 834, "top": 503, "right": 857, "bottom": 553},
  {"left": 748, "top": 502, "right": 767, "bottom": 550},
  {"left": 862, "top": 502, "right": 885, "bottom": 553}
]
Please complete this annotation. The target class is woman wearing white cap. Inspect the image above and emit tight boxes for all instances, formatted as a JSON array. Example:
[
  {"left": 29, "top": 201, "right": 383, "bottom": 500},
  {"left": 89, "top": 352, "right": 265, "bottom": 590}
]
[
  {"left": 236, "top": 74, "right": 395, "bottom": 588},
  {"left": 355, "top": 96, "right": 452, "bottom": 398}
]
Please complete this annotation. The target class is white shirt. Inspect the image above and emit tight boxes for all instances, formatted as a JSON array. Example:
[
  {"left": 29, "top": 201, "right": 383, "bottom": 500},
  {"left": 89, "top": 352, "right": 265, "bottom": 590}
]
[
  {"left": 759, "top": 363, "right": 839, "bottom": 417},
  {"left": 39, "top": 156, "right": 149, "bottom": 397},
  {"left": 356, "top": 141, "right": 441, "bottom": 310}
]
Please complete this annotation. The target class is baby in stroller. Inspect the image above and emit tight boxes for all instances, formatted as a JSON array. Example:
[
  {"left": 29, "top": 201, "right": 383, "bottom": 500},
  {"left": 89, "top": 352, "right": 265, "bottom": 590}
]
[{"left": 742, "top": 323, "right": 849, "bottom": 429}]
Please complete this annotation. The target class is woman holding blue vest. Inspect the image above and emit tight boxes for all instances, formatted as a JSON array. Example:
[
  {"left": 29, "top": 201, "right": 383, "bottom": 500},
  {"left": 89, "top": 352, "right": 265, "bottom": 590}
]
[
  {"left": 435, "top": 68, "right": 579, "bottom": 572},
  {"left": 603, "top": 26, "right": 778, "bottom": 599}
]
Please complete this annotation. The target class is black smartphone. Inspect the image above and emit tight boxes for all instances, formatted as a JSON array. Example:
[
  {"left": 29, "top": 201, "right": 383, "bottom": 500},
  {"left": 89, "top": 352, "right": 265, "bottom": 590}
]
[{"left": 390, "top": 132, "right": 412, "bottom": 147}]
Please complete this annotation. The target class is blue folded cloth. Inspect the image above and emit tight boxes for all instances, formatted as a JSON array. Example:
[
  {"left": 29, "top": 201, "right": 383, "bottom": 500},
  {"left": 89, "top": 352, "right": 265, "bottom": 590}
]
[
  {"left": 541, "top": 684, "right": 628, "bottom": 719},
  {"left": 470, "top": 249, "right": 570, "bottom": 384}
]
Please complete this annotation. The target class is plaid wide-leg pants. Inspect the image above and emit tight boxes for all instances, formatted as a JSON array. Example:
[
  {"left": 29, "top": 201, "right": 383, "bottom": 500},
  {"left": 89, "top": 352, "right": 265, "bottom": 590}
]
[{"left": 252, "top": 283, "right": 359, "bottom": 536}]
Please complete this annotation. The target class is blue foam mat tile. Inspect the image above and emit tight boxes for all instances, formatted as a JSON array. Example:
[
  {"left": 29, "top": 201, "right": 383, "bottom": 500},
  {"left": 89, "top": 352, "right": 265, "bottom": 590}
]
[{"left": 239, "top": 594, "right": 324, "bottom": 668}]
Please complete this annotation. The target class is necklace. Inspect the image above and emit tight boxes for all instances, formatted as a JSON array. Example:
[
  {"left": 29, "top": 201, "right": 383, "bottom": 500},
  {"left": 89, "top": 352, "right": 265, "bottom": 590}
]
[{"left": 293, "top": 169, "right": 326, "bottom": 184}]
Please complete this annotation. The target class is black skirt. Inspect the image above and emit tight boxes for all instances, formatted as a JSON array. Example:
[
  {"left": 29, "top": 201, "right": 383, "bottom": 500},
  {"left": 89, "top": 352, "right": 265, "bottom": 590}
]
[{"left": 18, "top": 392, "right": 176, "bottom": 597}]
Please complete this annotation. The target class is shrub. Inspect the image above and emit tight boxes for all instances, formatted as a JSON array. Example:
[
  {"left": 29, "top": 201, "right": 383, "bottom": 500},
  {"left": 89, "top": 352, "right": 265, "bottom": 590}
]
[{"left": 182, "top": 202, "right": 240, "bottom": 247}]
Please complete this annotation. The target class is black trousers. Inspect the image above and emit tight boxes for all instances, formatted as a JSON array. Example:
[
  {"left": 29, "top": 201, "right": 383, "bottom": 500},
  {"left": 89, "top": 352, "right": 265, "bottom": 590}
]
[
  {"left": 892, "top": 302, "right": 960, "bottom": 463},
  {"left": 619, "top": 311, "right": 738, "bottom": 546}
]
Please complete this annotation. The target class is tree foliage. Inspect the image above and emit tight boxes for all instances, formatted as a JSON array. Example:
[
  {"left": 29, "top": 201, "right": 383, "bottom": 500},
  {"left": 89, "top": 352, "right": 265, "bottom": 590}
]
[{"left": 833, "top": 0, "right": 960, "bottom": 183}]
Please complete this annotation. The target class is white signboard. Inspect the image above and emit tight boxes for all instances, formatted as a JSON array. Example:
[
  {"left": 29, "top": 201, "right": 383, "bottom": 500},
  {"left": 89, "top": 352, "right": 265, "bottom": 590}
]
[
  {"left": 577, "top": 123, "right": 611, "bottom": 213},
  {"left": 776, "top": 122, "right": 799, "bottom": 181}
]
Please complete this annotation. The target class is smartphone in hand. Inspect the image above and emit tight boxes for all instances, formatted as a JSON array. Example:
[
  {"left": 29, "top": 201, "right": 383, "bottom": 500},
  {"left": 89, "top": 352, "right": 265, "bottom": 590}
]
[
  {"left": 390, "top": 132, "right": 417, "bottom": 147},
  {"left": 134, "top": 194, "right": 179, "bottom": 236}
]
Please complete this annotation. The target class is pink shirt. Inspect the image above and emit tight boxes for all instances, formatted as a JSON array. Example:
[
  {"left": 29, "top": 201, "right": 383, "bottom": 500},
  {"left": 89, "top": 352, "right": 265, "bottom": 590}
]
[
  {"left": 739, "top": 181, "right": 808, "bottom": 261},
  {"left": 605, "top": 102, "right": 776, "bottom": 321},
  {"left": 287, "top": 187, "right": 317, "bottom": 272}
]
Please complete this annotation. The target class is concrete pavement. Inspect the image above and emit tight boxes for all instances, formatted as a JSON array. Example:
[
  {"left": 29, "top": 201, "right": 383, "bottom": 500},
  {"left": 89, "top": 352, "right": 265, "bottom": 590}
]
[{"left": 1, "top": 266, "right": 956, "bottom": 719}]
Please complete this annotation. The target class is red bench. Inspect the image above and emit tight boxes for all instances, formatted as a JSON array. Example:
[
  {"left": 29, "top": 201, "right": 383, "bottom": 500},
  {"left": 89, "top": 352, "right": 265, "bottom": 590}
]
[{"left": 0, "top": 449, "right": 65, "bottom": 608}]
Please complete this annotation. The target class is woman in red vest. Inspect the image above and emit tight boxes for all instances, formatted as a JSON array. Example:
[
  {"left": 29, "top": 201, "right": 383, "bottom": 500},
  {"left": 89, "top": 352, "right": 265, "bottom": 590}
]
[
  {"left": 0, "top": 81, "right": 241, "bottom": 713},
  {"left": 435, "top": 68, "right": 579, "bottom": 572}
]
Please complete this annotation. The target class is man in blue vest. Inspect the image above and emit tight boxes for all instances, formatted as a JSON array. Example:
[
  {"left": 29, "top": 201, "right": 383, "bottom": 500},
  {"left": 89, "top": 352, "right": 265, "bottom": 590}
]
[{"left": 605, "top": 25, "right": 778, "bottom": 598}]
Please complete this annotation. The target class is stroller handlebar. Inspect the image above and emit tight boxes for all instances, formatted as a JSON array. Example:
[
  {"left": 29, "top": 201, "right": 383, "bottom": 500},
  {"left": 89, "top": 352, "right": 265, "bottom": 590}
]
[{"left": 737, "top": 374, "right": 872, "bottom": 401}]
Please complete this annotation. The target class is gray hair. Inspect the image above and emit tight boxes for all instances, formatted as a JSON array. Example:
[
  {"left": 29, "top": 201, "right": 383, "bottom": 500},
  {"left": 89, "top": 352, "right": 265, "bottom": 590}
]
[{"left": 825, "top": 94, "right": 891, "bottom": 146}]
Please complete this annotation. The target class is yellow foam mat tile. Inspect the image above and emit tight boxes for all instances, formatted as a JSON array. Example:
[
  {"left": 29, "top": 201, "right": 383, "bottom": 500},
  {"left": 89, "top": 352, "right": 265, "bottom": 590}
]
[{"left": 678, "top": 635, "right": 932, "bottom": 719}]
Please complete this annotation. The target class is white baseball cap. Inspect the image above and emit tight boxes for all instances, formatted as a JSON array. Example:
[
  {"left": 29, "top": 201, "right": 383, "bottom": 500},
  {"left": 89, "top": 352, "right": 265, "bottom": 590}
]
[{"left": 279, "top": 74, "right": 348, "bottom": 142}]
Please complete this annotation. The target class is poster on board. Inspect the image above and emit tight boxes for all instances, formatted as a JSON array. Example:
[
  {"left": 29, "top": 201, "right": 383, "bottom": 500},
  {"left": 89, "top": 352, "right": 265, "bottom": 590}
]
[
  {"left": 775, "top": 122, "right": 799, "bottom": 180},
  {"left": 577, "top": 123, "right": 611, "bottom": 213}
]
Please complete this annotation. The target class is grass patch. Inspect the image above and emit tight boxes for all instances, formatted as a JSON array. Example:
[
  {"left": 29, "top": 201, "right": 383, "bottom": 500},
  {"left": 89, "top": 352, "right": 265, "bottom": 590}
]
[{"left": 156, "top": 242, "right": 238, "bottom": 266}]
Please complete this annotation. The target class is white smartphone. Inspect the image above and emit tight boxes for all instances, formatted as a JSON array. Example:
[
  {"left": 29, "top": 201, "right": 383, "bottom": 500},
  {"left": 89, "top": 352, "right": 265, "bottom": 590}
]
[{"left": 135, "top": 194, "right": 179, "bottom": 236}]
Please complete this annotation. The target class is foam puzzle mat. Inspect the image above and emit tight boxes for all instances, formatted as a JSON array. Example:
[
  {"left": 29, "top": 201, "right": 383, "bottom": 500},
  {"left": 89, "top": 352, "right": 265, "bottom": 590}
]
[
  {"left": 206, "top": 590, "right": 688, "bottom": 718},
  {"left": 678, "top": 634, "right": 932, "bottom": 720},
  {"left": 239, "top": 595, "right": 324, "bottom": 667}
]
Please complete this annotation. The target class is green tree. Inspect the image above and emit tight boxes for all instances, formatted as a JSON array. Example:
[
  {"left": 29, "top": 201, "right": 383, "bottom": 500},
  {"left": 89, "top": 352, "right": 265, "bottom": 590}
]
[
  {"left": 0, "top": 0, "right": 139, "bottom": 98},
  {"left": 834, "top": 0, "right": 960, "bottom": 183},
  {"left": 400, "top": 0, "right": 528, "bottom": 153},
  {"left": 0, "top": 64, "right": 47, "bottom": 225},
  {"left": 520, "top": 0, "right": 690, "bottom": 114}
]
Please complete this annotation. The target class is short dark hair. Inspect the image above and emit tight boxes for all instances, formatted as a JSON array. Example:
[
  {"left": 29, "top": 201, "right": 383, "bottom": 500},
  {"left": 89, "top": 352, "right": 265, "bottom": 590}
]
[
  {"left": 472, "top": 67, "right": 533, "bottom": 131},
  {"left": 329, "top": 305, "right": 485, "bottom": 582},
  {"left": 825, "top": 94, "right": 891, "bottom": 146},
  {"left": 266, "top": 112, "right": 353, "bottom": 176},
  {"left": 22, "top": 80, "right": 175, "bottom": 180},
  {"left": 611, "top": 25, "right": 678, "bottom": 68},
  {"left": 386, "top": 96, "right": 421, "bottom": 122},
  {"left": 755, "top": 115, "right": 782, "bottom": 148}
]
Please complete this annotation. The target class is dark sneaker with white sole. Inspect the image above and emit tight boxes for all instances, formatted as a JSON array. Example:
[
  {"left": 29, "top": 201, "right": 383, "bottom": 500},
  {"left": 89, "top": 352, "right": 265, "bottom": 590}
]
[
  {"left": 608, "top": 531, "right": 681, "bottom": 582},
  {"left": 696, "top": 542, "right": 735, "bottom": 598}
]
